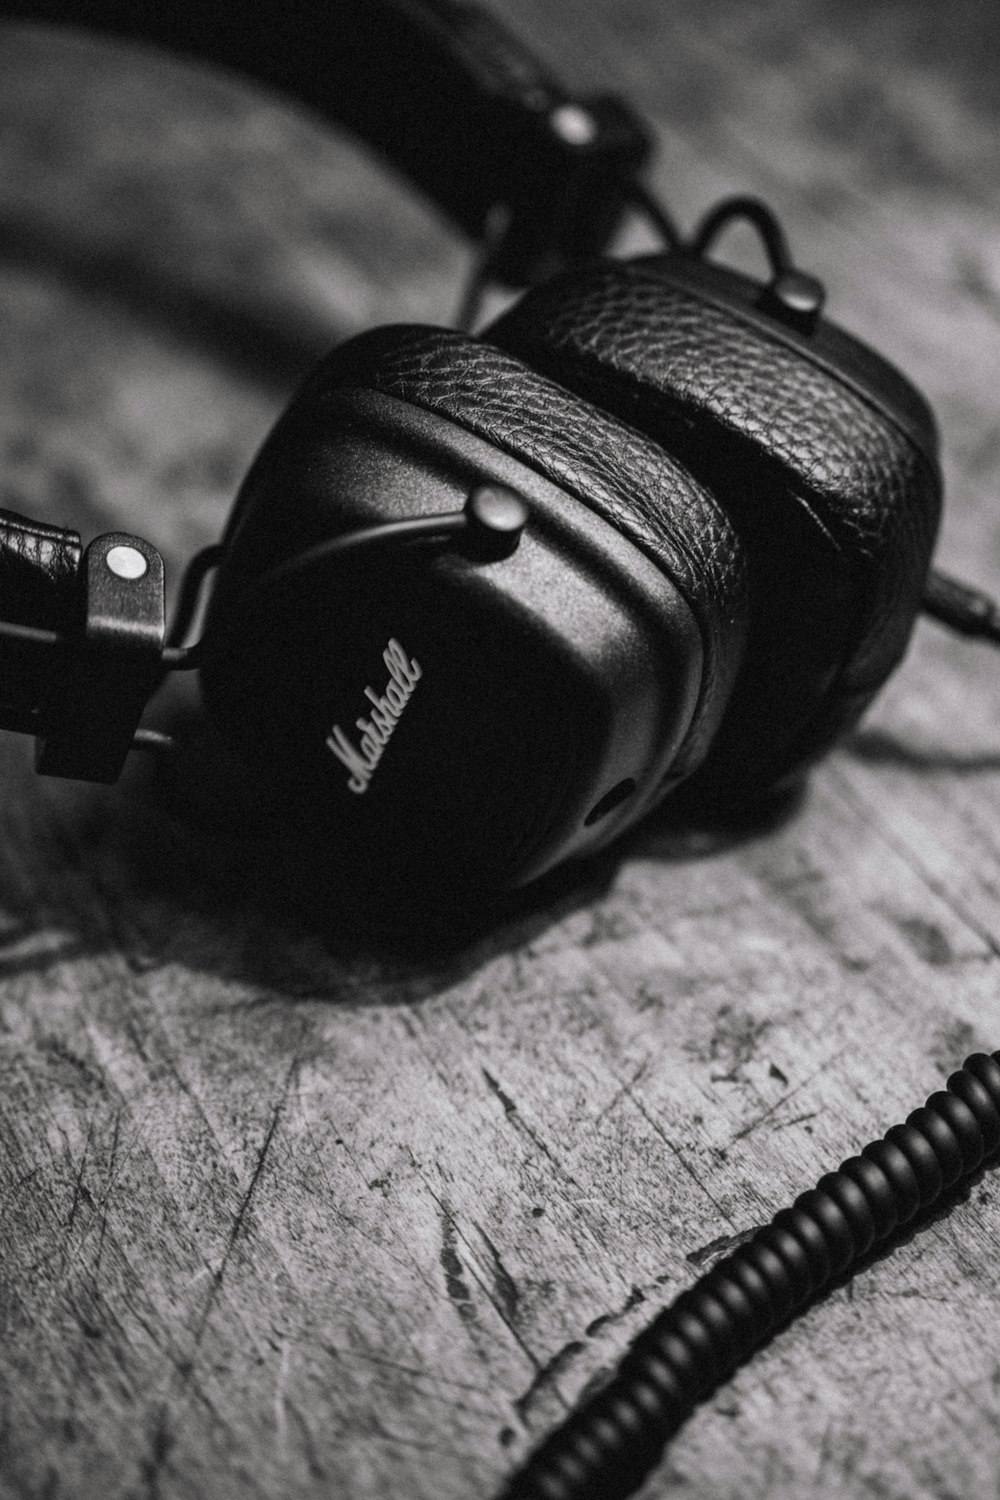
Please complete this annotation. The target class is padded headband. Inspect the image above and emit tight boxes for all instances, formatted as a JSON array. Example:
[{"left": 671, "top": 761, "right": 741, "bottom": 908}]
[{"left": 0, "top": 0, "right": 651, "bottom": 283}]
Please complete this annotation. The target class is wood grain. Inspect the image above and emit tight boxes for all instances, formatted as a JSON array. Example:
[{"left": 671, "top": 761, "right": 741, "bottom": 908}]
[{"left": 3, "top": 4, "right": 1000, "bottom": 1497}]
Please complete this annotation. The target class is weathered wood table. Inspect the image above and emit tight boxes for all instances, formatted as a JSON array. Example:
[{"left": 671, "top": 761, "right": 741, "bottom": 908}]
[{"left": 3, "top": 3, "right": 1000, "bottom": 1496}]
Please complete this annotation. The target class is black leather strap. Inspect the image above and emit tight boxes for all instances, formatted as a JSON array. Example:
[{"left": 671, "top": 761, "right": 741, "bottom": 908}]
[
  {"left": 0, "top": 0, "right": 650, "bottom": 285},
  {"left": 0, "top": 509, "right": 80, "bottom": 733}
]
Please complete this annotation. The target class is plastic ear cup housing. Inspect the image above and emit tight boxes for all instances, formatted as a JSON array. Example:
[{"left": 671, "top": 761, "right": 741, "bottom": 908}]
[{"left": 199, "top": 364, "right": 732, "bottom": 909}]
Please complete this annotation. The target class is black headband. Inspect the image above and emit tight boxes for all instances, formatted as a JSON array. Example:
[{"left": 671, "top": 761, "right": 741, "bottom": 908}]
[{"left": 0, "top": 0, "right": 651, "bottom": 282}]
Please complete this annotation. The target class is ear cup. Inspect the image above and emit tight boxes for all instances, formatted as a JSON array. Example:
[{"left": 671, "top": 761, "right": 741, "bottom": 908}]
[
  {"left": 486, "top": 253, "right": 943, "bottom": 797},
  {"left": 295, "top": 323, "right": 749, "bottom": 781},
  {"left": 199, "top": 322, "right": 751, "bottom": 903}
]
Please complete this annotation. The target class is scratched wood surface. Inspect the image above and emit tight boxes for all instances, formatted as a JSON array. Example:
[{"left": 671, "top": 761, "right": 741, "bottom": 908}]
[{"left": 3, "top": 3, "right": 1000, "bottom": 1497}]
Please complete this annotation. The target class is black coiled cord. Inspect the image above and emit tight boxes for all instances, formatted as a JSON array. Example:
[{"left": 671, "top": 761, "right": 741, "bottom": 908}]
[{"left": 499, "top": 1050, "right": 1000, "bottom": 1500}]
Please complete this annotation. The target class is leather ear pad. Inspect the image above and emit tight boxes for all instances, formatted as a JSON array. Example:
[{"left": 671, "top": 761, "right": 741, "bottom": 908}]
[
  {"left": 486, "top": 254, "right": 943, "bottom": 795},
  {"left": 288, "top": 323, "right": 748, "bottom": 781}
]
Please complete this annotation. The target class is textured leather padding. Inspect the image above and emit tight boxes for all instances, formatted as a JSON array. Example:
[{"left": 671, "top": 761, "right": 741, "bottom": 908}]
[
  {"left": 487, "top": 254, "right": 943, "bottom": 794},
  {"left": 302, "top": 324, "right": 748, "bottom": 778},
  {"left": 0, "top": 508, "right": 80, "bottom": 613},
  {"left": 0, "top": 507, "right": 81, "bottom": 732}
]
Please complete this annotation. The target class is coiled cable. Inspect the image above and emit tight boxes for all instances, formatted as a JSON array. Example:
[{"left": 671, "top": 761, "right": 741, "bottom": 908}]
[{"left": 499, "top": 1050, "right": 1000, "bottom": 1500}]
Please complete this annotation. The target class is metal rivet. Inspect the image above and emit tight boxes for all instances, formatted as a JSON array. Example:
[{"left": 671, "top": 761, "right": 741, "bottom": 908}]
[
  {"left": 105, "top": 545, "right": 148, "bottom": 580},
  {"left": 467, "top": 485, "right": 529, "bottom": 537},
  {"left": 549, "top": 103, "right": 598, "bottom": 146},
  {"left": 463, "top": 485, "right": 529, "bottom": 559}
]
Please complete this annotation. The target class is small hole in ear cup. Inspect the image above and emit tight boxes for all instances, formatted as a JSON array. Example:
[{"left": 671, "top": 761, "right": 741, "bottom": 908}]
[{"left": 585, "top": 777, "right": 637, "bottom": 827}]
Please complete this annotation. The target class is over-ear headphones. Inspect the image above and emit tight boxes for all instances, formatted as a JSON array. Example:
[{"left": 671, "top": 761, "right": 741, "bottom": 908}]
[
  {"left": 0, "top": 0, "right": 943, "bottom": 922},
  {"left": 12, "top": 9, "right": 1000, "bottom": 1500}
]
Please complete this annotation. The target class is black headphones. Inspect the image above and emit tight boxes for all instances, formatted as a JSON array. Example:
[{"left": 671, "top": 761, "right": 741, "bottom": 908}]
[
  {"left": 10, "top": 9, "right": 1000, "bottom": 1500},
  {"left": 0, "top": 0, "right": 945, "bottom": 920}
]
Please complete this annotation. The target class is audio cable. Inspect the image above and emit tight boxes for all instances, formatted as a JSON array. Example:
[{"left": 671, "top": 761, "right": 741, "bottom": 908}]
[
  {"left": 923, "top": 569, "right": 1000, "bottom": 644},
  {"left": 499, "top": 1050, "right": 1000, "bottom": 1500}
]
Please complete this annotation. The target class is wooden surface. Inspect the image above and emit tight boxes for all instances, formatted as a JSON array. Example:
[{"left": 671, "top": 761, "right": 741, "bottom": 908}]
[{"left": 3, "top": 4, "right": 1000, "bottom": 1497}]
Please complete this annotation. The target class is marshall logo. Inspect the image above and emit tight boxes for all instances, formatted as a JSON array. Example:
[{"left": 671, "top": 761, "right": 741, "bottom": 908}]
[{"left": 325, "top": 638, "right": 422, "bottom": 794}]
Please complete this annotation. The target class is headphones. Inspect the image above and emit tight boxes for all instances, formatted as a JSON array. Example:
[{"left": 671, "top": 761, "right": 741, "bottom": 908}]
[
  {"left": 0, "top": 0, "right": 943, "bottom": 924},
  {"left": 11, "top": 9, "right": 1000, "bottom": 1500}
]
